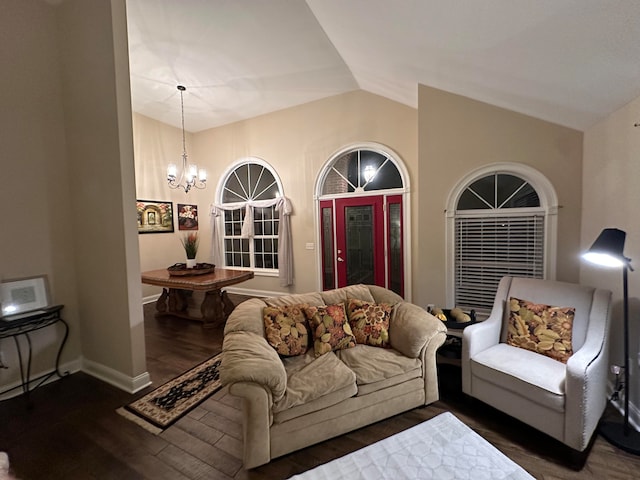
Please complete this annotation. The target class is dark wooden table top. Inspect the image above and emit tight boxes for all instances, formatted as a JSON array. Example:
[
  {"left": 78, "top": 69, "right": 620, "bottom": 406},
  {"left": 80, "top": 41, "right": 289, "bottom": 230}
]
[{"left": 141, "top": 268, "right": 254, "bottom": 291}]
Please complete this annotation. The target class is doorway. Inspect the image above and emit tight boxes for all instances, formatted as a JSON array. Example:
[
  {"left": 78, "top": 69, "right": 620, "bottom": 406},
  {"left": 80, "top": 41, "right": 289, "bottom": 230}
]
[
  {"left": 316, "top": 143, "right": 409, "bottom": 297},
  {"left": 320, "top": 194, "right": 403, "bottom": 296}
]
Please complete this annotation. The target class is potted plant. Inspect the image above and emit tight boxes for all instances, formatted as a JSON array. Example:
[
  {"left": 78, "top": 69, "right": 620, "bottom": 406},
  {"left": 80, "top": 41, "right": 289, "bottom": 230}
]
[{"left": 181, "top": 232, "right": 199, "bottom": 268}]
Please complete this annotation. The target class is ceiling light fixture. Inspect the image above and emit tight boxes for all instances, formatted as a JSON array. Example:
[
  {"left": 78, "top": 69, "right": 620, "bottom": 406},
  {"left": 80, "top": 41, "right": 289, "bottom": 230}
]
[
  {"left": 363, "top": 165, "right": 376, "bottom": 183},
  {"left": 167, "top": 85, "right": 206, "bottom": 193}
]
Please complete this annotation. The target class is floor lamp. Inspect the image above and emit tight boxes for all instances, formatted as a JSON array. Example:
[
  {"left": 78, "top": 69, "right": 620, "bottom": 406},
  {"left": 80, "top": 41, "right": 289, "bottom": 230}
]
[{"left": 583, "top": 227, "right": 640, "bottom": 454}]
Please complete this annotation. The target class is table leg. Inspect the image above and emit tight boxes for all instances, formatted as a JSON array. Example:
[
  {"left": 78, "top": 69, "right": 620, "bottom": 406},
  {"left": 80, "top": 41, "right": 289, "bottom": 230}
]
[
  {"left": 222, "top": 290, "right": 235, "bottom": 319},
  {"left": 156, "top": 288, "right": 169, "bottom": 314},
  {"left": 202, "top": 289, "right": 224, "bottom": 328},
  {"left": 167, "top": 288, "right": 188, "bottom": 314}
]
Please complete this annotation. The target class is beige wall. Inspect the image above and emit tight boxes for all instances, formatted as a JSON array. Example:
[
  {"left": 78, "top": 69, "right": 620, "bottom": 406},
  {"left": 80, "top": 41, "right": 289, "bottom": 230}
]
[
  {"left": 133, "top": 113, "right": 210, "bottom": 298},
  {"left": 0, "top": 0, "right": 81, "bottom": 390},
  {"left": 581, "top": 94, "right": 640, "bottom": 419},
  {"left": 57, "top": 0, "right": 146, "bottom": 385},
  {"left": 0, "top": 0, "right": 146, "bottom": 395},
  {"left": 417, "top": 85, "right": 584, "bottom": 309},
  {"left": 135, "top": 90, "right": 418, "bottom": 298}
]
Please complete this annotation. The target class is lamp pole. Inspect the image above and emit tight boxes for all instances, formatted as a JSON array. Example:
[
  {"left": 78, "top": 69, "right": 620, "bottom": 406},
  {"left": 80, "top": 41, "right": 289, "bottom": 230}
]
[
  {"left": 598, "top": 257, "right": 640, "bottom": 453},
  {"left": 623, "top": 264, "right": 630, "bottom": 436},
  {"left": 585, "top": 228, "right": 640, "bottom": 453}
]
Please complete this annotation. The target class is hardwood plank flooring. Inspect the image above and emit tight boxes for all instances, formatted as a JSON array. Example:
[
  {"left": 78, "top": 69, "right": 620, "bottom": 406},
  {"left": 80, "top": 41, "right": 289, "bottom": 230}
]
[{"left": 1, "top": 295, "right": 640, "bottom": 479}]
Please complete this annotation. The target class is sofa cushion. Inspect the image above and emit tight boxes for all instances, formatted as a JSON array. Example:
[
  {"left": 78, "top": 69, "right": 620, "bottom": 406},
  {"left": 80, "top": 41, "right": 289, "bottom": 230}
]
[
  {"left": 320, "top": 284, "right": 375, "bottom": 306},
  {"left": 273, "top": 351, "right": 357, "bottom": 419},
  {"left": 265, "top": 292, "right": 325, "bottom": 308},
  {"left": 336, "top": 345, "right": 421, "bottom": 396},
  {"left": 305, "top": 304, "right": 357, "bottom": 357},
  {"left": 367, "top": 284, "right": 404, "bottom": 305},
  {"left": 346, "top": 298, "right": 391, "bottom": 348},
  {"left": 472, "top": 343, "right": 566, "bottom": 413},
  {"left": 507, "top": 297, "right": 575, "bottom": 364},
  {"left": 223, "top": 298, "right": 268, "bottom": 337},
  {"left": 263, "top": 304, "right": 310, "bottom": 356}
]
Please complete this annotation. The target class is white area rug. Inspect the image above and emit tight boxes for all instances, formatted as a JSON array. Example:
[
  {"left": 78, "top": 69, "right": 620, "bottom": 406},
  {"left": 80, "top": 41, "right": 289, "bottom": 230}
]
[{"left": 289, "top": 412, "right": 534, "bottom": 480}]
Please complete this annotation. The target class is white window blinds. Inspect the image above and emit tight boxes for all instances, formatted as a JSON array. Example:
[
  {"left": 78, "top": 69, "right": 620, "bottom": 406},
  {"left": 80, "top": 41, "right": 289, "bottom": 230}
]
[{"left": 454, "top": 215, "right": 544, "bottom": 311}]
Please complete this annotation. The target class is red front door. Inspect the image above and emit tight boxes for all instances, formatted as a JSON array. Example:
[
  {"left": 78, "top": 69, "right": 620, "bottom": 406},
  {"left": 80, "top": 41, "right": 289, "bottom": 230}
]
[{"left": 320, "top": 195, "right": 404, "bottom": 296}]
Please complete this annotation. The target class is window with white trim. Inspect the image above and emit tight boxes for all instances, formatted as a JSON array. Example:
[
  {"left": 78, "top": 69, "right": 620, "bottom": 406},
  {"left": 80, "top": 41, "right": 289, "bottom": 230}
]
[
  {"left": 453, "top": 171, "right": 547, "bottom": 312},
  {"left": 221, "top": 161, "right": 281, "bottom": 271}
]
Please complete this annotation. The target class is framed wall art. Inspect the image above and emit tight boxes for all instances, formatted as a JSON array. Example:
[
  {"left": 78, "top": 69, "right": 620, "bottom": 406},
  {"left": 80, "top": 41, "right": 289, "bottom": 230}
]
[
  {"left": 136, "top": 200, "right": 174, "bottom": 234},
  {"left": 1, "top": 275, "right": 50, "bottom": 317},
  {"left": 177, "top": 203, "right": 198, "bottom": 230}
]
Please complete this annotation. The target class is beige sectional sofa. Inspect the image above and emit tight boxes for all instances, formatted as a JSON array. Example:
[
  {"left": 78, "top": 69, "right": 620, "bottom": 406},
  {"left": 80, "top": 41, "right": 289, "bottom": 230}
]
[{"left": 220, "top": 284, "right": 447, "bottom": 468}]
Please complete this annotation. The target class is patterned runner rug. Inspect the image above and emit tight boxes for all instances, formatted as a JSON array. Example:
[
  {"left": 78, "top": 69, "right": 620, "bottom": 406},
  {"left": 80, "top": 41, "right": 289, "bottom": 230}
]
[{"left": 117, "top": 353, "right": 222, "bottom": 434}]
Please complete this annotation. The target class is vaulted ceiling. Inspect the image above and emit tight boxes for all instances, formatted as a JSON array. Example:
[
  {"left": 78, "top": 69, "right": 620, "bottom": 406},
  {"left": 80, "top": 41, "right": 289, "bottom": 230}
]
[{"left": 126, "top": 0, "right": 640, "bottom": 133}]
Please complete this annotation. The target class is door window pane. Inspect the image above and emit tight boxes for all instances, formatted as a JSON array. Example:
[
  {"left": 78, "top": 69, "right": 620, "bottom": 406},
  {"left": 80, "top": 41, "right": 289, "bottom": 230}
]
[
  {"left": 322, "top": 206, "right": 335, "bottom": 290},
  {"left": 389, "top": 202, "right": 402, "bottom": 296},
  {"left": 345, "top": 205, "right": 375, "bottom": 285}
]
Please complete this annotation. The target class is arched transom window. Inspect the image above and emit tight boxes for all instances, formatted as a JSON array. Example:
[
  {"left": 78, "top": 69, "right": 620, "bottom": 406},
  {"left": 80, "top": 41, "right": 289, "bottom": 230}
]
[{"left": 321, "top": 149, "right": 404, "bottom": 195}]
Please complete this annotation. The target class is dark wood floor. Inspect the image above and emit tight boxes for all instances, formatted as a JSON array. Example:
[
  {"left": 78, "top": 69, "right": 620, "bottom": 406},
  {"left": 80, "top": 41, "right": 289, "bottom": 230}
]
[{"left": 1, "top": 295, "right": 640, "bottom": 479}]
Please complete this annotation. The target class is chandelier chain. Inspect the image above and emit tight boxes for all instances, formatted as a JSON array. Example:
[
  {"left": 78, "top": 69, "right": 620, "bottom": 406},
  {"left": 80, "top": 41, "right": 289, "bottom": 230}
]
[
  {"left": 180, "top": 86, "right": 187, "bottom": 159},
  {"left": 166, "top": 85, "right": 207, "bottom": 193}
]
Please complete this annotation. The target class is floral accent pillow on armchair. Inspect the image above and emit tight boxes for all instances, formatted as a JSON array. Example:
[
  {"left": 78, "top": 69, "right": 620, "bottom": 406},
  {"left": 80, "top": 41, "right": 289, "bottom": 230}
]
[{"left": 506, "top": 297, "right": 575, "bottom": 363}]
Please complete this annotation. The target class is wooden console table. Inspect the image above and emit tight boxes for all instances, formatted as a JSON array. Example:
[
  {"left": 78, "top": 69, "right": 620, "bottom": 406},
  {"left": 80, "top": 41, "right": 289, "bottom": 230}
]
[{"left": 141, "top": 268, "right": 254, "bottom": 328}]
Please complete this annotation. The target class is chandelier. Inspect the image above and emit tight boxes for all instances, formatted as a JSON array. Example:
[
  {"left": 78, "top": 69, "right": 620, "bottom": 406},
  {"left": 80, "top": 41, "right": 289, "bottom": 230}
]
[{"left": 167, "top": 85, "right": 207, "bottom": 193}]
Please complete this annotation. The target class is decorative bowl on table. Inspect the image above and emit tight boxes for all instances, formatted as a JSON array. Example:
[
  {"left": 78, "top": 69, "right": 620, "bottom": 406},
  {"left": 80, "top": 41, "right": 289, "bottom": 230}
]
[
  {"left": 429, "top": 307, "right": 477, "bottom": 329},
  {"left": 167, "top": 262, "right": 215, "bottom": 276}
]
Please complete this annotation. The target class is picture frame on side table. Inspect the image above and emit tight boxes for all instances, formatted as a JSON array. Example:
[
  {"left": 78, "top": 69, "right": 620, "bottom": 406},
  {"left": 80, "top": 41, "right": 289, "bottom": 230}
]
[
  {"left": 1, "top": 275, "right": 50, "bottom": 317},
  {"left": 178, "top": 203, "right": 198, "bottom": 230},
  {"left": 137, "top": 200, "right": 174, "bottom": 234}
]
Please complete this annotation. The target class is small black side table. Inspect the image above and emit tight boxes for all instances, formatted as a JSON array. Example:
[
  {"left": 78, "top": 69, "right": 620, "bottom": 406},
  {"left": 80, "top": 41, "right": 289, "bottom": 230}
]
[
  {"left": 0, "top": 305, "right": 69, "bottom": 401},
  {"left": 436, "top": 309, "right": 477, "bottom": 367}
]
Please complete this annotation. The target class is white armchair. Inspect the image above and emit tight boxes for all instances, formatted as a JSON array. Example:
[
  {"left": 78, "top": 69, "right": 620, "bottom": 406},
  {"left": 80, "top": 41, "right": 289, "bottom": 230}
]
[{"left": 462, "top": 276, "right": 612, "bottom": 452}]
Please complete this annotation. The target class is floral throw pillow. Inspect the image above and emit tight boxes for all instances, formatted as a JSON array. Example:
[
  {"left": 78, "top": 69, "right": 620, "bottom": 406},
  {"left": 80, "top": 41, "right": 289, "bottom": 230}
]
[
  {"left": 263, "top": 304, "right": 310, "bottom": 356},
  {"left": 304, "top": 304, "right": 357, "bottom": 357},
  {"left": 506, "top": 297, "right": 575, "bottom": 363},
  {"left": 346, "top": 298, "right": 391, "bottom": 348}
]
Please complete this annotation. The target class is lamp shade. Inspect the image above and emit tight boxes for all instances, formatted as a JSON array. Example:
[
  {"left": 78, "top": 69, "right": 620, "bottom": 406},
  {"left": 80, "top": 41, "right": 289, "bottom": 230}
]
[{"left": 583, "top": 228, "right": 628, "bottom": 268}]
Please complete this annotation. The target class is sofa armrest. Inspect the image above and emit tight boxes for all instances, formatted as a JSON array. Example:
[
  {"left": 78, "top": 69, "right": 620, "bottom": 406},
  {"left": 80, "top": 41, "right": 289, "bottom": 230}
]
[
  {"left": 390, "top": 302, "right": 447, "bottom": 358},
  {"left": 229, "top": 382, "right": 273, "bottom": 469},
  {"left": 220, "top": 331, "right": 287, "bottom": 402}
]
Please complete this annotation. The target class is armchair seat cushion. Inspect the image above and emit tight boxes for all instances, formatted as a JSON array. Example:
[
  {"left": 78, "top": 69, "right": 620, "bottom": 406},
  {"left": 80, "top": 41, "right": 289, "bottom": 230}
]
[
  {"left": 472, "top": 343, "right": 566, "bottom": 413},
  {"left": 337, "top": 345, "right": 421, "bottom": 396}
]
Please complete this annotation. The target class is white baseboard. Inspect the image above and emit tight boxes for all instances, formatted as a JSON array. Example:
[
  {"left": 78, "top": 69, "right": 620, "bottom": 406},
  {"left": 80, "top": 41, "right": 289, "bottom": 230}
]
[
  {"left": 0, "top": 357, "right": 82, "bottom": 401},
  {"left": 225, "top": 286, "right": 282, "bottom": 298},
  {"left": 82, "top": 357, "right": 151, "bottom": 394},
  {"left": 142, "top": 293, "right": 161, "bottom": 305},
  {"left": 143, "top": 287, "right": 281, "bottom": 305}
]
